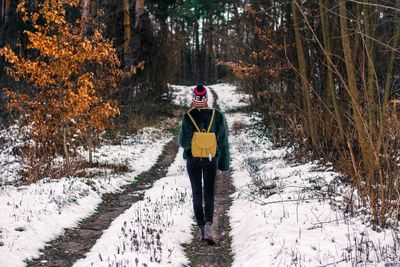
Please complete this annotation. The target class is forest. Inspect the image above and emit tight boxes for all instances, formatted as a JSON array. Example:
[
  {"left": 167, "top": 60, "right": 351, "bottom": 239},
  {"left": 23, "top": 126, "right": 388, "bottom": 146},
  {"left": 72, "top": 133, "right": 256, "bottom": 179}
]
[{"left": 0, "top": 0, "right": 400, "bottom": 266}]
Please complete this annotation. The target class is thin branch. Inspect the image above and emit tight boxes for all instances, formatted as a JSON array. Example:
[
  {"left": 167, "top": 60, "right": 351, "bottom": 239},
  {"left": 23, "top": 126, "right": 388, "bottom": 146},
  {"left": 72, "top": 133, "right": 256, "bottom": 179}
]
[{"left": 347, "top": 0, "right": 400, "bottom": 12}]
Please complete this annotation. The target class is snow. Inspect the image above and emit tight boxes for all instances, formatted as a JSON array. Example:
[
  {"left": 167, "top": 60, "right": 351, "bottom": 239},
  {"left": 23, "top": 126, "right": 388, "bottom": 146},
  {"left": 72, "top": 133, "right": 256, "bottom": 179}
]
[
  {"left": 210, "top": 86, "right": 400, "bottom": 266},
  {"left": 0, "top": 124, "right": 29, "bottom": 185},
  {"left": 0, "top": 180, "right": 100, "bottom": 267},
  {"left": 210, "top": 83, "right": 250, "bottom": 112},
  {"left": 170, "top": 84, "right": 193, "bottom": 108},
  {"left": 73, "top": 148, "right": 194, "bottom": 267},
  {"left": 79, "top": 128, "right": 173, "bottom": 195},
  {"left": 0, "top": 127, "right": 172, "bottom": 267},
  {"left": 72, "top": 83, "right": 220, "bottom": 266}
]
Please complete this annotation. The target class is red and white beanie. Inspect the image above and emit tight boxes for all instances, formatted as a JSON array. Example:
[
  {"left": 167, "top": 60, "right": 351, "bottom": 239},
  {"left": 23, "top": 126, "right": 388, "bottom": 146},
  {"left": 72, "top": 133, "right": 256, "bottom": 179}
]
[{"left": 192, "top": 84, "right": 208, "bottom": 107}]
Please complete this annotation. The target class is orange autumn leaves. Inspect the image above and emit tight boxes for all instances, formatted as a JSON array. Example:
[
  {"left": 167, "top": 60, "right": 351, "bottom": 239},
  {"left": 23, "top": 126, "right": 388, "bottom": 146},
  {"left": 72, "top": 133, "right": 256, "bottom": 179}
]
[
  {"left": 219, "top": 7, "right": 287, "bottom": 82},
  {"left": 0, "top": 0, "right": 137, "bottom": 175}
]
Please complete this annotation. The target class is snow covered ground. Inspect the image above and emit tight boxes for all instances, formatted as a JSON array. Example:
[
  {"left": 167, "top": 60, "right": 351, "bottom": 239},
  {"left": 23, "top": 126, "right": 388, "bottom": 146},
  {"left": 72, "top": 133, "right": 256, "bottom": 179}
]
[
  {"left": 210, "top": 84, "right": 400, "bottom": 266},
  {"left": 0, "top": 127, "right": 172, "bottom": 267},
  {"left": 1, "top": 82, "right": 399, "bottom": 267},
  {"left": 170, "top": 84, "right": 193, "bottom": 108},
  {"left": 209, "top": 83, "right": 250, "bottom": 112},
  {"left": 0, "top": 124, "right": 29, "bottom": 185},
  {"left": 72, "top": 83, "right": 400, "bottom": 266},
  {"left": 0, "top": 84, "right": 205, "bottom": 267},
  {"left": 74, "top": 148, "right": 194, "bottom": 267},
  {"left": 71, "top": 85, "right": 220, "bottom": 267}
]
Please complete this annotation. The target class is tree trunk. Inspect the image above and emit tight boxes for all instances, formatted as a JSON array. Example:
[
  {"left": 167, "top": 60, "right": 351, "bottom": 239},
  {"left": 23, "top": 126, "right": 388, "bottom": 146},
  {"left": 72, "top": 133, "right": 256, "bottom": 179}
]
[
  {"left": 81, "top": 0, "right": 90, "bottom": 21},
  {"left": 90, "top": 0, "right": 97, "bottom": 18},
  {"left": 199, "top": 17, "right": 206, "bottom": 83},
  {"left": 319, "top": 0, "right": 345, "bottom": 143},
  {"left": 207, "top": 20, "right": 215, "bottom": 83},
  {"left": 339, "top": 0, "right": 380, "bottom": 220},
  {"left": 203, "top": 19, "right": 212, "bottom": 83},
  {"left": 123, "top": 0, "right": 131, "bottom": 66},
  {"left": 63, "top": 126, "right": 70, "bottom": 173},
  {"left": 363, "top": 2, "right": 378, "bottom": 140},
  {"left": 57, "top": 34, "right": 70, "bottom": 174},
  {"left": 0, "top": 0, "right": 6, "bottom": 74},
  {"left": 194, "top": 18, "right": 201, "bottom": 82},
  {"left": 377, "top": 12, "right": 400, "bottom": 153},
  {"left": 88, "top": 128, "right": 93, "bottom": 164},
  {"left": 186, "top": 43, "right": 193, "bottom": 82},
  {"left": 352, "top": 3, "right": 361, "bottom": 64},
  {"left": 339, "top": 0, "right": 370, "bottom": 158},
  {"left": 319, "top": 0, "right": 345, "bottom": 142},
  {"left": 0, "top": 0, "right": 10, "bottom": 46},
  {"left": 80, "top": 0, "right": 91, "bottom": 35},
  {"left": 292, "top": 0, "right": 319, "bottom": 149},
  {"left": 1, "top": 0, "right": 3, "bottom": 23},
  {"left": 135, "top": 0, "right": 144, "bottom": 29}
]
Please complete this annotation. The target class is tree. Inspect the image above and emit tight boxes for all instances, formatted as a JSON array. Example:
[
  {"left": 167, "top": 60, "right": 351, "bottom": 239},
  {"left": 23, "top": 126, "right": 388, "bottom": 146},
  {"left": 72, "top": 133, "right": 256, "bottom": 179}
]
[
  {"left": 292, "top": 0, "right": 318, "bottom": 150},
  {"left": 0, "top": 0, "right": 11, "bottom": 47},
  {"left": 123, "top": 0, "right": 131, "bottom": 66},
  {"left": 81, "top": 0, "right": 90, "bottom": 21},
  {"left": 135, "top": 0, "right": 144, "bottom": 29},
  {"left": 0, "top": 0, "right": 133, "bottom": 178},
  {"left": 319, "top": 0, "right": 345, "bottom": 143},
  {"left": 221, "top": 0, "right": 400, "bottom": 224}
]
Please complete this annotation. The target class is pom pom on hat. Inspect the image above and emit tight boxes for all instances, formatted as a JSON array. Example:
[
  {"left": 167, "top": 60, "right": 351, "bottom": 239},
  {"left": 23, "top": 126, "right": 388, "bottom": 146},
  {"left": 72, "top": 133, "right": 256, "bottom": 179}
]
[{"left": 192, "top": 84, "right": 208, "bottom": 107}]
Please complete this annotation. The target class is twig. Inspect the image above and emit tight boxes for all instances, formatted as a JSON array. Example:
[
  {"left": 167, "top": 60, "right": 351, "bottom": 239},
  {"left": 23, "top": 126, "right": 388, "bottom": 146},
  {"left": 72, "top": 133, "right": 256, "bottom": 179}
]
[
  {"left": 274, "top": 239, "right": 285, "bottom": 260},
  {"left": 311, "top": 217, "right": 347, "bottom": 226},
  {"left": 236, "top": 187, "right": 323, "bottom": 205},
  {"left": 259, "top": 197, "right": 323, "bottom": 206},
  {"left": 317, "top": 258, "right": 347, "bottom": 267}
]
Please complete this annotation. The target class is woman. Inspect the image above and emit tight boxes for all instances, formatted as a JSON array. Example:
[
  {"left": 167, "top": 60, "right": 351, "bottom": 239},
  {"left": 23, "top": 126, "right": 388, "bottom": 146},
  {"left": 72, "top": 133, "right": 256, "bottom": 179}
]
[{"left": 178, "top": 84, "right": 229, "bottom": 245}]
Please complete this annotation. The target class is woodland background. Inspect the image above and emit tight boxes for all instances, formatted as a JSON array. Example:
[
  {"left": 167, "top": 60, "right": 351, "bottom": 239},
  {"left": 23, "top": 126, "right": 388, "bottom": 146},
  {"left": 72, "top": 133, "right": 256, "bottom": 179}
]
[{"left": 0, "top": 0, "right": 399, "bottom": 226}]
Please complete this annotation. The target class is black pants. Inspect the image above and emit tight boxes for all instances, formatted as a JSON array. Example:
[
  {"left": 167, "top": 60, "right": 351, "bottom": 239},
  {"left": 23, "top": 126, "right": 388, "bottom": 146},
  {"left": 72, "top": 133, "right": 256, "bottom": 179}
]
[{"left": 187, "top": 157, "right": 218, "bottom": 226}]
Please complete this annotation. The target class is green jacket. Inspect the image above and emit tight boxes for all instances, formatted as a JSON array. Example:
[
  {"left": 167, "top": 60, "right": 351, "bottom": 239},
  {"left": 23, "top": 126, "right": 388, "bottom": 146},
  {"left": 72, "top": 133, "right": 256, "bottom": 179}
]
[{"left": 178, "top": 108, "right": 230, "bottom": 171}]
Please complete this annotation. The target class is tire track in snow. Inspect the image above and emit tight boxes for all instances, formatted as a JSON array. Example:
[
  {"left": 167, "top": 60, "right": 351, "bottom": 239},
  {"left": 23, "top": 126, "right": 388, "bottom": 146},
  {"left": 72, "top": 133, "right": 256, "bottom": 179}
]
[{"left": 28, "top": 138, "right": 179, "bottom": 267}]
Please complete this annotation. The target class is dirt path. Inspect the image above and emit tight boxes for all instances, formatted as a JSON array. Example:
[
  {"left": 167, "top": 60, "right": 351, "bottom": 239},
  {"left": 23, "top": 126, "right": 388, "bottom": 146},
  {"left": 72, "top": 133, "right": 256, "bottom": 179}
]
[
  {"left": 183, "top": 172, "right": 234, "bottom": 267},
  {"left": 183, "top": 89, "right": 234, "bottom": 266},
  {"left": 28, "top": 88, "right": 234, "bottom": 267},
  {"left": 28, "top": 138, "right": 179, "bottom": 267}
]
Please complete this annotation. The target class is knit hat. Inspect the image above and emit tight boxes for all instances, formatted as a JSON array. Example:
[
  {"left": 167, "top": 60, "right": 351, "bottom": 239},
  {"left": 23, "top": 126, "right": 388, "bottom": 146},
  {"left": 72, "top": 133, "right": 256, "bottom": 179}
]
[{"left": 192, "top": 84, "right": 208, "bottom": 107}]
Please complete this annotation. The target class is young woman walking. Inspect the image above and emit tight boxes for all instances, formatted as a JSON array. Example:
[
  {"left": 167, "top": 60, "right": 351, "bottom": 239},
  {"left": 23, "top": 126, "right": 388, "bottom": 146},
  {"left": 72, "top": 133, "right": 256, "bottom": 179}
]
[{"left": 178, "top": 84, "right": 229, "bottom": 245}]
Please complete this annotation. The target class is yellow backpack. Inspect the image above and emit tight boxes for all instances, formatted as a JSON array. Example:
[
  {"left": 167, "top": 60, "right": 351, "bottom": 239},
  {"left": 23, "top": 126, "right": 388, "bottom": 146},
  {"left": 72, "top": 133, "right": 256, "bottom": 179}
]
[{"left": 187, "top": 109, "right": 217, "bottom": 158}]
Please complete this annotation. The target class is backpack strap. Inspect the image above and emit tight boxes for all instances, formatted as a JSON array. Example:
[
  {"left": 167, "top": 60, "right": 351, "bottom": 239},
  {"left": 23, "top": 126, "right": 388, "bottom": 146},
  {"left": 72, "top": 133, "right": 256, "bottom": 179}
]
[
  {"left": 187, "top": 109, "right": 215, "bottom": 133},
  {"left": 187, "top": 111, "right": 201, "bottom": 132},
  {"left": 207, "top": 109, "right": 215, "bottom": 133}
]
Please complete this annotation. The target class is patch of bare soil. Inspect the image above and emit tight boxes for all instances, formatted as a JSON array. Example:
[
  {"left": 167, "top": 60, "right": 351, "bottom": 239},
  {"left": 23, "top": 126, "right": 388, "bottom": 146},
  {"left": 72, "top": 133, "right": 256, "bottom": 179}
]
[{"left": 27, "top": 138, "right": 179, "bottom": 267}]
